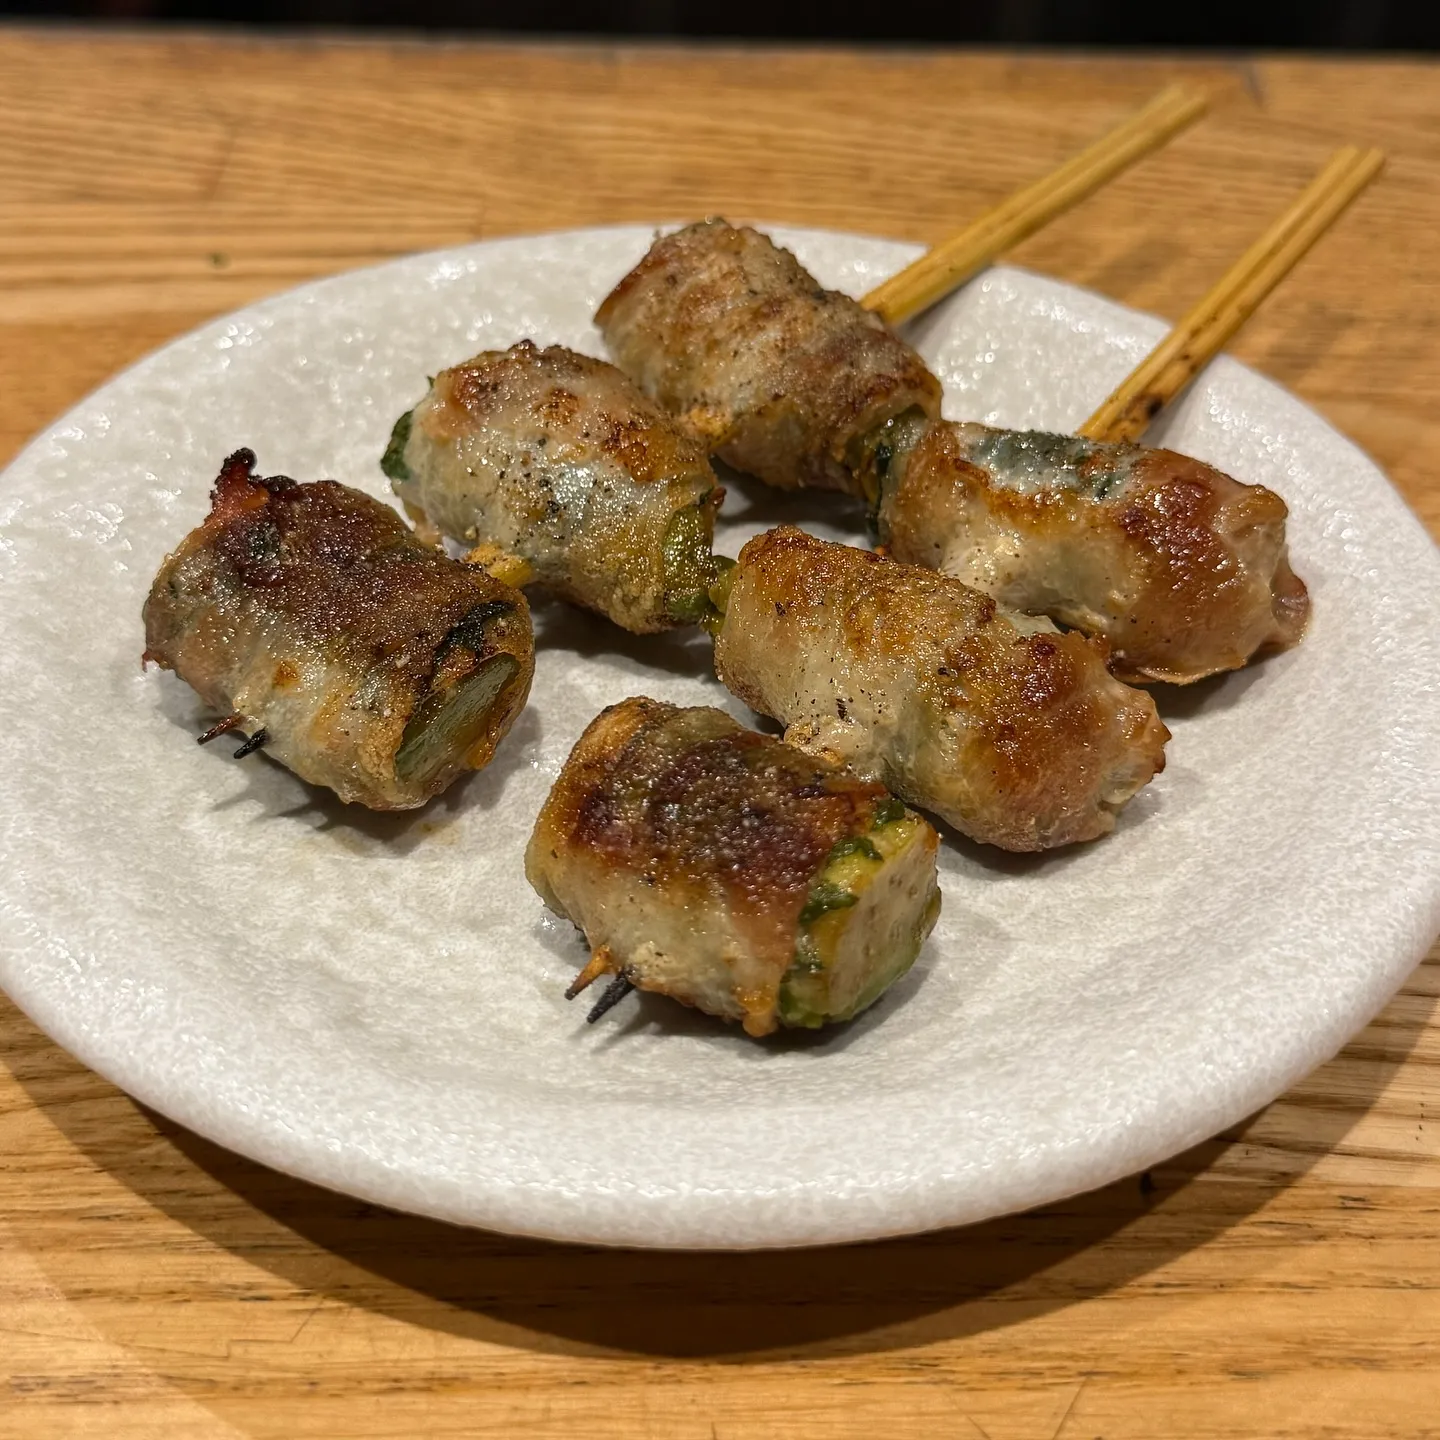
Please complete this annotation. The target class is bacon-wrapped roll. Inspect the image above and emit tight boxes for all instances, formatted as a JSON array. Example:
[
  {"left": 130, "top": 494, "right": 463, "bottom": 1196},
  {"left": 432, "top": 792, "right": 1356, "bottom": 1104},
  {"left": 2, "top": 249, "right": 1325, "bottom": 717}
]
[
  {"left": 382, "top": 342, "right": 728, "bottom": 632},
  {"left": 595, "top": 219, "right": 942, "bottom": 494},
  {"left": 143, "top": 449, "right": 533, "bottom": 809},
  {"left": 711, "top": 528, "right": 1168, "bottom": 852},
  {"left": 527, "top": 697, "right": 941, "bottom": 1037},
  {"left": 863, "top": 415, "right": 1310, "bottom": 685}
]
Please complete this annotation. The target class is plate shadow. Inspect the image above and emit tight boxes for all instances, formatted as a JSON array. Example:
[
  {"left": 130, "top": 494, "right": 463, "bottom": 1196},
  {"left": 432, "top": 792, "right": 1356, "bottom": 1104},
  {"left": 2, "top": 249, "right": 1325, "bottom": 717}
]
[{"left": 4, "top": 969, "right": 1433, "bottom": 1365}]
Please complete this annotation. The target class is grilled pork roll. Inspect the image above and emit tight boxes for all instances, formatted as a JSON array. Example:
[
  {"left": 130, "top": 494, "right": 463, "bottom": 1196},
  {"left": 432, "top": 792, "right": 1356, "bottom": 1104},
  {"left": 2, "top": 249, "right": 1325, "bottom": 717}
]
[
  {"left": 527, "top": 698, "right": 941, "bottom": 1037},
  {"left": 144, "top": 449, "right": 533, "bottom": 809},
  {"left": 383, "top": 342, "right": 728, "bottom": 632},
  {"left": 595, "top": 219, "right": 942, "bottom": 494},
  {"left": 711, "top": 528, "right": 1169, "bottom": 852},
  {"left": 864, "top": 415, "right": 1311, "bottom": 685}
]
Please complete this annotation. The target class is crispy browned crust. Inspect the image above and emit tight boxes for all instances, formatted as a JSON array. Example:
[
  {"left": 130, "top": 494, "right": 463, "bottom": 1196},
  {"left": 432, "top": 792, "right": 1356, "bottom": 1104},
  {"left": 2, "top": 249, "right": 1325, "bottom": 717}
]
[
  {"left": 397, "top": 342, "right": 722, "bottom": 633},
  {"left": 879, "top": 421, "right": 1311, "bottom": 684},
  {"left": 535, "top": 697, "right": 890, "bottom": 911},
  {"left": 143, "top": 449, "right": 533, "bottom": 808},
  {"left": 526, "top": 697, "right": 922, "bottom": 1032},
  {"left": 596, "top": 219, "right": 942, "bottom": 493},
  {"left": 713, "top": 527, "right": 1169, "bottom": 851},
  {"left": 429, "top": 342, "right": 714, "bottom": 486}
]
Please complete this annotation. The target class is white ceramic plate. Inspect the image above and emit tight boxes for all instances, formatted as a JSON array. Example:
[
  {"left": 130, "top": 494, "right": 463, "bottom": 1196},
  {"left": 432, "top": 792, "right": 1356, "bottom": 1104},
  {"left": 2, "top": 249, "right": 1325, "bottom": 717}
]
[{"left": 2, "top": 226, "right": 1437, "bottom": 1250}]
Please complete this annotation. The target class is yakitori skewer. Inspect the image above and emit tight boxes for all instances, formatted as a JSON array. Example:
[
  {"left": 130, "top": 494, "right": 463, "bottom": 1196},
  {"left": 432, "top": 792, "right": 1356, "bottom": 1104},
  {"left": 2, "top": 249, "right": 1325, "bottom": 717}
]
[
  {"left": 145, "top": 450, "right": 535, "bottom": 809},
  {"left": 381, "top": 88, "right": 1207, "bottom": 630},
  {"left": 1079, "top": 145, "right": 1385, "bottom": 442},
  {"left": 869, "top": 147, "right": 1382, "bottom": 682},
  {"left": 529, "top": 697, "right": 942, "bottom": 1035},
  {"left": 383, "top": 342, "right": 731, "bottom": 633},
  {"left": 601, "top": 145, "right": 1381, "bottom": 682},
  {"left": 707, "top": 527, "right": 1169, "bottom": 851},
  {"left": 863, "top": 83, "right": 1210, "bottom": 326}
]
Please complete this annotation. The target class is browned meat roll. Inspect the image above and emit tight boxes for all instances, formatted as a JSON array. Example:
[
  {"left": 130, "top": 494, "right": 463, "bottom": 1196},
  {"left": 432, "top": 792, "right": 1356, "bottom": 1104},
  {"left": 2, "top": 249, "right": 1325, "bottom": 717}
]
[
  {"left": 143, "top": 449, "right": 533, "bottom": 809},
  {"left": 711, "top": 527, "right": 1169, "bottom": 851},
  {"left": 595, "top": 219, "right": 942, "bottom": 494},
  {"left": 383, "top": 342, "right": 728, "bottom": 632},
  {"left": 527, "top": 697, "right": 940, "bottom": 1036},
  {"left": 862, "top": 415, "right": 1311, "bottom": 685}
]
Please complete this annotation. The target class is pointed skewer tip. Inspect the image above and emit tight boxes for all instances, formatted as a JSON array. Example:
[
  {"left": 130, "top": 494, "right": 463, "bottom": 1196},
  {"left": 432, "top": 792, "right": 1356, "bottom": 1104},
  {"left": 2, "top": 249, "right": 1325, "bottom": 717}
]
[
  {"left": 232, "top": 728, "right": 269, "bottom": 759},
  {"left": 565, "top": 946, "right": 615, "bottom": 1000},
  {"left": 586, "top": 973, "right": 636, "bottom": 1025}
]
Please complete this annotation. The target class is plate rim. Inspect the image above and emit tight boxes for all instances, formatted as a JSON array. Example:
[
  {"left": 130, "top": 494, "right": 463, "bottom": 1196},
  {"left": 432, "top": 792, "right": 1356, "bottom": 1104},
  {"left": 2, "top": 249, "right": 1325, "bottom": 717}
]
[{"left": 2, "top": 223, "right": 1438, "bottom": 1250}]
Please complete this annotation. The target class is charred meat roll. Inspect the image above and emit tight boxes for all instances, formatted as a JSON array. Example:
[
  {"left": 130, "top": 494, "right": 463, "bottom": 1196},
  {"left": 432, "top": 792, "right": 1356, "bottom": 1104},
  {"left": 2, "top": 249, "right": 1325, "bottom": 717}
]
[
  {"left": 863, "top": 415, "right": 1310, "bottom": 685},
  {"left": 383, "top": 342, "right": 728, "bottom": 632},
  {"left": 144, "top": 449, "right": 533, "bottom": 809},
  {"left": 595, "top": 219, "right": 942, "bottom": 494},
  {"left": 527, "top": 697, "right": 941, "bottom": 1037},
  {"left": 711, "top": 528, "right": 1169, "bottom": 852}
]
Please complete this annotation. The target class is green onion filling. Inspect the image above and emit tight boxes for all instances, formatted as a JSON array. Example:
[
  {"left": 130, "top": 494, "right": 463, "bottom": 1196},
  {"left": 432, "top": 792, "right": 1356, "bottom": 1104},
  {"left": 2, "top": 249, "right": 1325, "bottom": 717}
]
[
  {"left": 662, "top": 495, "right": 731, "bottom": 626},
  {"left": 871, "top": 795, "right": 906, "bottom": 828},
  {"left": 798, "top": 881, "right": 859, "bottom": 927},
  {"left": 393, "top": 604, "right": 517, "bottom": 785},
  {"left": 395, "top": 653, "right": 517, "bottom": 785},
  {"left": 380, "top": 409, "right": 414, "bottom": 484}
]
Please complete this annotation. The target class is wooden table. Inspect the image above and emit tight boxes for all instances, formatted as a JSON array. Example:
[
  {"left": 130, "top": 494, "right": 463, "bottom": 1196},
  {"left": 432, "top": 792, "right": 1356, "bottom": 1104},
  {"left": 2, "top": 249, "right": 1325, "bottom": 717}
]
[{"left": 2, "top": 26, "right": 1437, "bottom": 1437}]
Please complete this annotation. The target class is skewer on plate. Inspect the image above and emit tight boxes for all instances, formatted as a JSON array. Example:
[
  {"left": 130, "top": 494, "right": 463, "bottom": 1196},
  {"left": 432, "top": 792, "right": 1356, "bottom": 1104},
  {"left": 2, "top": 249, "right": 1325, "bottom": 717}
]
[
  {"left": 867, "top": 145, "right": 1384, "bottom": 681},
  {"left": 600, "top": 145, "right": 1382, "bottom": 682},
  {"left": 529, "top": 698, "right": 943, "bottom": 1037},
  {"left": 143, "top": 450, "right": 535, "bottom": 809},
  {"left": 383, "top": 86, "right": 1208, "bottom": 620}
]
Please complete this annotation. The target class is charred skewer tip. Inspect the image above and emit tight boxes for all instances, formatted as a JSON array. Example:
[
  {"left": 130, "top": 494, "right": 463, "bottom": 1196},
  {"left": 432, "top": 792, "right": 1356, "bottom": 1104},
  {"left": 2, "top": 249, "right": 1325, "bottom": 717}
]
[
  {"left": 232, "top": 728, "right": 269, "bottom": 759},
  {"left": 565, "top": 946, "right": 636, "bottom": 1022},
  {"left": 585, "top": 972, "right": 636, "bottom": 1025}
]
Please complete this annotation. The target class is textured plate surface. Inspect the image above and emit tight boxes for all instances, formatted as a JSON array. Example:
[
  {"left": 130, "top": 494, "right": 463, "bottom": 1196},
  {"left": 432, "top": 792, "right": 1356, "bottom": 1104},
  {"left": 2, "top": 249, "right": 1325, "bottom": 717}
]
[{"left": 1, "top": 226, "right": 1438, "bottom": 1250}]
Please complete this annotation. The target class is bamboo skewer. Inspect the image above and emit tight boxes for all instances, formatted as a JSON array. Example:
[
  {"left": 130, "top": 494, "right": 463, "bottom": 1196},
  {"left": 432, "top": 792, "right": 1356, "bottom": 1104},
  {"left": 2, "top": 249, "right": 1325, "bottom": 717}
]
[
  {"left": 1080, "top": 145, "right": 1385, "bottom": 444},
  {"left": 863, "top": 84, "right": 1209, "bottom": 326}
]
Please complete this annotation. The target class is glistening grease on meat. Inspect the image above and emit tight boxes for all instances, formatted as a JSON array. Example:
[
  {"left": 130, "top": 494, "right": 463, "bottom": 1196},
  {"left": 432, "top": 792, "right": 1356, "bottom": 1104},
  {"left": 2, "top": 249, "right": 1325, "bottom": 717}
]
[
  {"left": 712, "top": 528, "right": 1169, "bottom": 851},
  {"left": 143, "top": 449, "right": 533, "bottom": 809},
  {"left": 384, "top": 342, "right": 730, "bottom": 633},
  {"left": 527, "top": 698, "right": 941, "bottom": 1036},
  {"left": 596, "top": 220, "right": 941, "bottom": 493},
  {"left": 600, "top": 221, "right": 1308, "bottom": 682},
  {"left": 862, "top": 415, "right": 1310, "bottom": 684}
]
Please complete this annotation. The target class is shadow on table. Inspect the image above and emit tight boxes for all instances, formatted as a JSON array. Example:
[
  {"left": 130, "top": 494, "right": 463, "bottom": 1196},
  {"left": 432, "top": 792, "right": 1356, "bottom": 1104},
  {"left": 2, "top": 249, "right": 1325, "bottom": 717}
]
[{"left": 6, "top": 974, "right": 1433, "bottom": 1363}]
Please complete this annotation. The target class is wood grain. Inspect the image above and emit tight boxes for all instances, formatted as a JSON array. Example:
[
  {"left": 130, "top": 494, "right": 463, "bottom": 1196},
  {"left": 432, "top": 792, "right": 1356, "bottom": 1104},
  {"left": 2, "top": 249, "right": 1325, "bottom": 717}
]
[{"left": 1, "top": 27, "right": 1437, "bottom": 1439}]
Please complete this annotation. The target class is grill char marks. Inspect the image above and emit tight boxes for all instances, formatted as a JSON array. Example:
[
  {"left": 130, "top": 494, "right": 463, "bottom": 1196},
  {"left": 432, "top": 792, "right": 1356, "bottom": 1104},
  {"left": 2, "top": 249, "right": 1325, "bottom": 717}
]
[
  {"left": 394, "top": 342, "right": 724, "bottom": 633},
  {"left": 596, "top": 220, "right": 942, "bottom": 494},
  {"left": 208, "top": 460, "right": 503, "bottom": 684},
  {"left": 565, "top": 701, "right": 886, "bottom": 922},
  {"left": 143, "top": 449, "right": 533, "bottom": 809},
  {"left": 877, "top": 419, "right": 1311, "bottom": 684},
  {"left": 713, "top": 527, "right": 1170, "bottom": 852}
]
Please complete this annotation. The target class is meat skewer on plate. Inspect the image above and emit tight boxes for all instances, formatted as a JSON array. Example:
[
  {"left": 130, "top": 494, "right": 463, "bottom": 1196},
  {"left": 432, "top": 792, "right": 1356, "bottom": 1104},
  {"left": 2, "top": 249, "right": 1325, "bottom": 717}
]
[
  {"left": 528, "top": 696, "right": 941, "bottom": 1036},
  {"left": 595, "top": 164, "right": 1377, "bottom": 682},
  {"left": 595, "top": 218, "right": 944, "bottom": 494},
  {"left": 862, "top": 148, "right": 1383, "bottom": 683},
  {"left": 856, "top": 415, "right": 1309, "bottom": 685},
  {"left": 379, "top": 89, "right": 1203, "bottom": 636},
  {"left": 383, "top": 341, "right": 730, "bottom": 633},
  {"left": 709, "top": 527, "right": 1169, "bottom": 852},
  {"left": 143, "top": 449, "right": 534, "bottom": 809},
  {"left": 590, "top": 86, "right": 1206, "bottom": 495}
]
